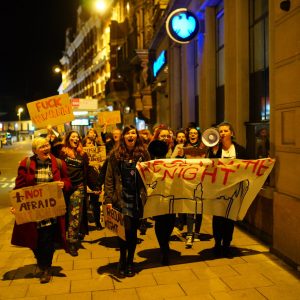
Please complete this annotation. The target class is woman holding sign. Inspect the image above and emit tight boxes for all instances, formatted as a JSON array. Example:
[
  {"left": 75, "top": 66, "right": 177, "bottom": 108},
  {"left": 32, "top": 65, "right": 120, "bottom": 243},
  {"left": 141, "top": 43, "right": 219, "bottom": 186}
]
[
  {"left": 59, "top": 131, "right": 91, "bottom": 257},
  {"left": 11, "top": 137, "right": 72, "bottom": 284},
  {"left": 104, "top": 125, "right": 150, "bottom": 277},
  {"left": 207, "top": 122, "right": 248, "bottom": 257}
]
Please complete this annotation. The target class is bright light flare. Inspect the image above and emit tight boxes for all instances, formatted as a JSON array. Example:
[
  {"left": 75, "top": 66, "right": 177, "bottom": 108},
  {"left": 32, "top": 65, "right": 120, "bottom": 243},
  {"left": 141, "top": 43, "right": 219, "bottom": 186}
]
[{"left": 95, "top": 0, "right": 107, "bottom": 13}]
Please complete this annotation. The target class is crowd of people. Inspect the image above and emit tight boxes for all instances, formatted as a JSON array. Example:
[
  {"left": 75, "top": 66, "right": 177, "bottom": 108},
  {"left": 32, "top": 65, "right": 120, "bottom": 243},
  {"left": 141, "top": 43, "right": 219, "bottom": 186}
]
[{"left": 11, "top": 120, "right": 253, "bottom": 283}]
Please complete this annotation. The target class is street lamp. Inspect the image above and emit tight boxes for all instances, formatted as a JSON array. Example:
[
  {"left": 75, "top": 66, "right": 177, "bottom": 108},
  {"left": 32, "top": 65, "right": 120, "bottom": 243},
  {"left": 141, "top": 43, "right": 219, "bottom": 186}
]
[
  {"left": 95, "top": 0, "right": 107, "bottom": 13},
  {"left": 53, "top": 65, "right": 61, "bottom": 74},
  {"left": 17, "top": 107, "right": 24, "bottom": 141}
]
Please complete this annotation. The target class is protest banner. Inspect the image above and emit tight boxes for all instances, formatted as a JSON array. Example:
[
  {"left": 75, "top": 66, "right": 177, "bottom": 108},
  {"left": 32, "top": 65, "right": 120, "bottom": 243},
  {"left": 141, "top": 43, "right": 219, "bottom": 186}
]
[
  {"left": 27, "top": 94, "right": 74, "bottom": 129},
  {"left": 102, "top": 205, "right": 125, "bottom": 240},
  {"left": 98, "top": 111, "right": 121, "bottom": 125},
  {"left": 9, "top": 182, "right": 66, "bottom": 225},
  {"left": 137, "top": 158, "right": 275, "bottom": 221},
  {"left": 83, "top": 146, "right": 106, "bottom": 168}
]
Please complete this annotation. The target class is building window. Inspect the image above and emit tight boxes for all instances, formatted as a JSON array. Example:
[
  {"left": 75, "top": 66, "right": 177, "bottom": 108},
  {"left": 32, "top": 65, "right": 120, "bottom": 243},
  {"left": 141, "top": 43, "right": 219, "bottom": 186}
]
[
  {"left": 216, "top": 1, "right": 224, "bottom": 124},
  {"left": 249, "top": 0, "right": 269, "bottom": 121}
]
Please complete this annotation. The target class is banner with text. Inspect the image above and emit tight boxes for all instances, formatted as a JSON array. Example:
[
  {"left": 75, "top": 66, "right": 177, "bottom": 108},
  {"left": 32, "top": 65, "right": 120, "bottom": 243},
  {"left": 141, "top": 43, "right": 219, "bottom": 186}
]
[
  {"left": 27, "top": 94, "right": 74, "bottom": 129},
  {"left": 83, "top": 146, "right": 106, "bottom": 168},
  {"left": 137, "top": 158, "right": 275, "bottom": 221},
  {"left": 103, "top": 205, "right": 125, "bottom": 240},
  {"left": 9, "top": 182, "right": 66, "bottom": 225}
]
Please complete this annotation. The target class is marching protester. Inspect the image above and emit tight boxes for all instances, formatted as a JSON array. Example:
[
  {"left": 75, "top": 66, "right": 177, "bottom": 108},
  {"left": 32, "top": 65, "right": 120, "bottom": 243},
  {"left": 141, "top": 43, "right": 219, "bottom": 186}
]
[
  {"left": 151, "top": 125, "right": 174, "bottom": 158},
  {"left": 86, "top": 128, "right": 103, "bottom": 146},
  {"left": 183, "top": 126, "right": 207, "bottom": 248},
  {"left": 82, "top": 136, "right": 103, "bottom": 230},
  {"left": 59, "top": 131, "right": 91, "bottom": 256},
  {"left": 207, "top": 121, "right": 248, "bottom": 257},
  {"left": 148, "top": 125, "right": 176, "bottom": 265},
  {"left": 171, "top": 129, "right": 187, "bottom": 231},
  {"left": 11, "top": 137, "right": 72, "bottom": 284},
  {"left": 104, "top": 125, "right": 150, "bottom": 277}
]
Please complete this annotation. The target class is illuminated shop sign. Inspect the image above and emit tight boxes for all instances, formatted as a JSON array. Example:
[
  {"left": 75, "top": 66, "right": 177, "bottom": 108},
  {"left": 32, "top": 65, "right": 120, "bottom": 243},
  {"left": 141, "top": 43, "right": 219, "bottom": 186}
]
[
  {"left": 166, "top": 8, "right": 199, "bottom": 44},
  {"left": 153, "top": 50, "right": 167, "bottom": 77},
  {"left": 71, "top": 118, "right": 89, "bottom": 126}
]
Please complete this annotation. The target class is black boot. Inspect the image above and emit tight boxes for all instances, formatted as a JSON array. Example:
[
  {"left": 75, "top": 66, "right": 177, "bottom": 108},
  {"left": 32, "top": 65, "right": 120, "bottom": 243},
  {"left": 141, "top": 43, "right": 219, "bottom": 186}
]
[
  {"left": 118, "top": 257, "right": 126, "bottom": 277},
  {"left": 125, "top": 263, "right": 135, "bottom": 277},
  {"left": 40, "top": 267, "right": 51, "bottom": 284},
  {"left": 69, "top": 242, "right": 78, "bottom": 257}
]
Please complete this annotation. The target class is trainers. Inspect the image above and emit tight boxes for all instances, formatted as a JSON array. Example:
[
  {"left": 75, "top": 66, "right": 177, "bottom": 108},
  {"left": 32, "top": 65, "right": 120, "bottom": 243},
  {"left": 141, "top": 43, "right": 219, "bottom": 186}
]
[
  {"left": 185, "top": 235, "right": 193, "bottom": 248},
  {"left": 193, "top": 233, "right": 200, "bottom": 242}
]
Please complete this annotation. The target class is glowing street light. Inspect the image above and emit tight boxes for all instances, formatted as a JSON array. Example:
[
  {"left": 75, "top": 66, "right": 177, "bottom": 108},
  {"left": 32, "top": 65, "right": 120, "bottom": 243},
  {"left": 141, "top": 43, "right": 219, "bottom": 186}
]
[
  {"left": 95, "top": 0, "right": 107, "bottom": 13},
  {"left": 53, "top": 65, "right": 62, "bottom": 74},
  {"left": 17, "top": 107, "right": 24, "bottom": 141}
]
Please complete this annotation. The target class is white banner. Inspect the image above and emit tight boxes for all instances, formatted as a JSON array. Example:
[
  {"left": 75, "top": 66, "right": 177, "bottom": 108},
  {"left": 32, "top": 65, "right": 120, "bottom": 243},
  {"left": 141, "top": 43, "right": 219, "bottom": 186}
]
[{"left": 137, "top": 158, "right": 275, "bottom": 221}]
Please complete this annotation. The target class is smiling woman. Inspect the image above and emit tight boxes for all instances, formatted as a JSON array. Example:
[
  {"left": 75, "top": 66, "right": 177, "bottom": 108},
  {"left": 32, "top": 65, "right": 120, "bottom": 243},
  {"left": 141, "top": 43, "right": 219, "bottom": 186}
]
[
  {"left": 104, "top": 125, "right": 150, "bottom": 277},
  {"left": 11, "top": 137, "right": 72, "bottom": 284},
  {"left": 58, "top": 130, "right": 95, "bottom": 257}
]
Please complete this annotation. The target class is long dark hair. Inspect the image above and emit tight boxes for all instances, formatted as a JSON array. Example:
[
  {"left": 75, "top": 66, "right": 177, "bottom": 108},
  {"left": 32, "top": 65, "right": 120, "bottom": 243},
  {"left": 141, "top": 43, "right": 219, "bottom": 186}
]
[
  {"left": 114, "top": 125, "right": 149, "bottom": 162},
  {"left": 61, "top": 130, "right": 84, "bottom": 158}
]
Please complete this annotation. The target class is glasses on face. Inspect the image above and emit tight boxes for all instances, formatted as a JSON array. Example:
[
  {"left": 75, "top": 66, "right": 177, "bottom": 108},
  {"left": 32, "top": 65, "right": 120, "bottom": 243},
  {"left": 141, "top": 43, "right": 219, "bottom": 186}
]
[{"left": 189, "top": 131, "right": 198, "bottom": 135}]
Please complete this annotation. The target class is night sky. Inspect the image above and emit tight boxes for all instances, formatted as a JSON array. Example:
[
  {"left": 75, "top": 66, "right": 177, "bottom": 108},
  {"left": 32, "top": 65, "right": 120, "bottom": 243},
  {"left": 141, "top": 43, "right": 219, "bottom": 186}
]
[{"left": 0, "top": 0, "right": 80, "bottom": 121}]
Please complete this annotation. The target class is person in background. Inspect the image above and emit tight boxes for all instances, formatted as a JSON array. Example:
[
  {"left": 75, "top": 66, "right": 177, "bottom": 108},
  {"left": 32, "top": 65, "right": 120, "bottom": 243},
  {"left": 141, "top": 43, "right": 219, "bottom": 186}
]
[
  {"left": 171, "top": 129, "right": 187, "bottom": 158},
  {"left": 182, "top": 126, "right": 207, "bottom": 248},
  {"left": 256, "top": 127, "right": 270, "bottom": 158},
  {"left": 104, "top": 125, "right": 150, "bottom": 277},
  {"left": 82, "top": 136, "right": 103, "bottom": 230},
  {"left": 86, "top": 128, "right": 103, "bottom": 146},
  {"left": 151, "top": 125, "right": 174, "bottom": 158},
  {"left": 207, "top": 121, "right": 247, "bottom": 257},
  {"left": 171, "top": 129, "right": 187, "bottom": 231},
  {"left": 11, "top": 137, "right": 72, "bottom": 284},
  {"left": 46, "top": 127, "right": 63, "bottom": 158},
  {"left": 148, "top": 126, "right": 176, "bottom": 265},
  {"left": 138, "top": 128, "right": 153, "bottom": 235},
  {"left": 139, "top": 129, "right": 152, "bottom": 145},
  {"left": 59, "top": 131, "right": 91, "bottom": 256}
]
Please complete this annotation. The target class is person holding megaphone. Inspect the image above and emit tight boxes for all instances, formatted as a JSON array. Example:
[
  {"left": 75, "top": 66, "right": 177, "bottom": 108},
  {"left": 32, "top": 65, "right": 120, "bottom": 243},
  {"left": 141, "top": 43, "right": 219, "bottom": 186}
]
[{"left": 207, "top": 121, "right": 248, "bottom": 257}]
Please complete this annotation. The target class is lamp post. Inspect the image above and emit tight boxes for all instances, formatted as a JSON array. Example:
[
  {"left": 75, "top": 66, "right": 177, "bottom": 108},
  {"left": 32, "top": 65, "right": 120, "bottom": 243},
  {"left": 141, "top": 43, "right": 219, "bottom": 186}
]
[{"left": 17, "top": 107, "right": 23, "bottom": 141}]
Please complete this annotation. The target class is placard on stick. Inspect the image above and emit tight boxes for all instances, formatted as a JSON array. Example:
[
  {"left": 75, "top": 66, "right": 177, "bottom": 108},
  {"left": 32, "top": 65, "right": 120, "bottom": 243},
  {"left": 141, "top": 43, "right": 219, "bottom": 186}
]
[
  {"left": 102, "top": 205, "right": 125, "bottom": 240},
  {"left": 98, "top": 111, "right": 121, "bottom": 125},
  {"left": 27, "top": 94, "right": 74, "bottom": 129}
]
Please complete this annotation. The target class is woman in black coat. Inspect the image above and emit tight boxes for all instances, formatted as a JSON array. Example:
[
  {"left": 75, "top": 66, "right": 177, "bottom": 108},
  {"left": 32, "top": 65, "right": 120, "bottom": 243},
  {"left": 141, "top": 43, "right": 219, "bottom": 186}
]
[
  {"left": 104, "top": 125, "right": 150, "bottom": 277},
  {"left": 207, "top": 122, "right": 247, "bottom": 257}
]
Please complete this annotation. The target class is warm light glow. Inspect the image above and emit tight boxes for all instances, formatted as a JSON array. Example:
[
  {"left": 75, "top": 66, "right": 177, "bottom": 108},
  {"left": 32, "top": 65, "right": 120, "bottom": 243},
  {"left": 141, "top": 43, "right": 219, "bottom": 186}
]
[
  {"left": 95, "top": 0, "right": 107, "bottom": 13},
  {"left": 17, "top": 107, "right": 24, "bottom": 117},
  {"left": 53, "top": 66, "right": 61, "bottom": 74},
  {"left": 73, "top": 111, "right": 89, "bottom": 116}
]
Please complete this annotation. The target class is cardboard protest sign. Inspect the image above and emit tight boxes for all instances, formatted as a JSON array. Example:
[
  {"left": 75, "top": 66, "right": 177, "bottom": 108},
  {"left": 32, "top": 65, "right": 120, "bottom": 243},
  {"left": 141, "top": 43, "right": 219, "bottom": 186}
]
[
  {"left": 102, "top": 205, "right": 125, "bottom": 240},
  {"left": 137, "top": 158, "right": 275, "bottom": 221},
  {"left": 83, "top": 146, "right": 106, "bottom": 168},
  {"left": 27, "top": 94, "right": 74, "bottom": 129},
  {"left": 183, "top": 146, "right": 207, "bottom": 158},
  {"left": 98, "top": 111, "right": 121, "bottom": 125},
  {"left": 9, "top": 182, "right": 66, "bottom": 225}
]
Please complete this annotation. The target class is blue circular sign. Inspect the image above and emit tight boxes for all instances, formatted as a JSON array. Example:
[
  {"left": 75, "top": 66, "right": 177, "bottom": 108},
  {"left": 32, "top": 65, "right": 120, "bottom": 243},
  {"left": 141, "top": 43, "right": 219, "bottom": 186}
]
[{"left": 166, "top": 8, "right": 199, "bottom": 44}]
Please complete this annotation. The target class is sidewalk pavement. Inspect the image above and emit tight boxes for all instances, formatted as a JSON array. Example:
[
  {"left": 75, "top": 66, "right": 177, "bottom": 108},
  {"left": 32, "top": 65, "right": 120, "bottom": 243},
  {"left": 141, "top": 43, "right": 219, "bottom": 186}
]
[{"left": 1, "top": 209, "right": 300, "bottom": 300}]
